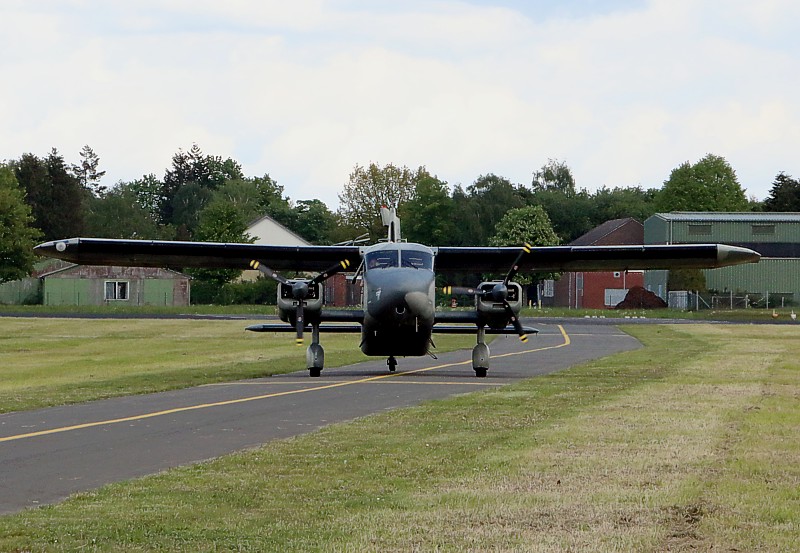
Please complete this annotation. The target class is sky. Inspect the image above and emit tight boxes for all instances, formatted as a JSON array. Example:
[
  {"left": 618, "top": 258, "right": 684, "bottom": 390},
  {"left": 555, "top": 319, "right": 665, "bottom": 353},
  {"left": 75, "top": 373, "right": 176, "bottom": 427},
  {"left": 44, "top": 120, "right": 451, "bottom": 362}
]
[{"left": 2, "top": 0, "right": 799, "bottom": 208}]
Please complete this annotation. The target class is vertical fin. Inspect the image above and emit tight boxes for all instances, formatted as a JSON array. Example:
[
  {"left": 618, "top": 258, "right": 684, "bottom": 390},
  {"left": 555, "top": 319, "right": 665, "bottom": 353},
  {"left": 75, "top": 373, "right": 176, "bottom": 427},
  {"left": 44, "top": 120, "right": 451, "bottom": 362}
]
[{"left": 379, "top": 206, "right": 401, "bottom": 242}]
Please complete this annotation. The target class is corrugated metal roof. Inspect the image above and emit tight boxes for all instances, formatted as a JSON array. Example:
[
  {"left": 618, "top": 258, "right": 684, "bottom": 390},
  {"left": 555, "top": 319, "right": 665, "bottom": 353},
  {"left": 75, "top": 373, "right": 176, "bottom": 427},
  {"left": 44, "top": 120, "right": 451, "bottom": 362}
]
[{"left": 653, "top": 212, "right": 800, "bottom": 222}]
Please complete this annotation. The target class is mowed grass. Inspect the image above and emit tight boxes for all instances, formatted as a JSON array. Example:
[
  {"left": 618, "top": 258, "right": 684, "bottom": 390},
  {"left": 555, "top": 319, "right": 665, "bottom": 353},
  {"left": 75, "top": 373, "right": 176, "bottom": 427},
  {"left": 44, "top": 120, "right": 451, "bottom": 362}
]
[
  {"left": 0, "top": 318, "right": 477, "bottom": 413},
  {"left": 1, "top": 324, "right": 799, "bottom": 551}
]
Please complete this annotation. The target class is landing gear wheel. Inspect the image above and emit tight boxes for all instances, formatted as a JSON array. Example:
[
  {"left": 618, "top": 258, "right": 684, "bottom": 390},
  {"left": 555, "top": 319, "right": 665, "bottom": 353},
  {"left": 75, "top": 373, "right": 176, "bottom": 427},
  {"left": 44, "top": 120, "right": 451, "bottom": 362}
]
[
  {"left": 472, "top": 329, "right": 490, "bottom": 378},
  {"left": 306, "top": 327, "right": 324, "bottom": 378},
  {"left": 387, "top": 356, "right": 397, "bottom": 372}
]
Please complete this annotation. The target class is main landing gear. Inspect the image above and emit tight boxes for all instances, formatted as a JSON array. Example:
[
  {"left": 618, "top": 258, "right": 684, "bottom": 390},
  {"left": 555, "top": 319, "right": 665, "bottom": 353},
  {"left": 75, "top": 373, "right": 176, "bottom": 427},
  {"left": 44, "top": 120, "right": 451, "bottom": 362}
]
[
  {"left": 307, "top": 324, "right": 324, "bottom": 377},
  {"left": 387, "top": 356, "right": 397, "bottom": 372},
  {"left": 472, "top": 327, "right": 489, "bottom": 378}
]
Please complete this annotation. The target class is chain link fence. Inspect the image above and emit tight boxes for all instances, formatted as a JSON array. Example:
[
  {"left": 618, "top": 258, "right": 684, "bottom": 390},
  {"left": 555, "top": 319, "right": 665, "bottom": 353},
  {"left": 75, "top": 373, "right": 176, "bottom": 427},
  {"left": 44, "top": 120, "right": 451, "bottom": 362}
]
[{"left": 669, "top": 291, "right": 795, "bottom": 310}]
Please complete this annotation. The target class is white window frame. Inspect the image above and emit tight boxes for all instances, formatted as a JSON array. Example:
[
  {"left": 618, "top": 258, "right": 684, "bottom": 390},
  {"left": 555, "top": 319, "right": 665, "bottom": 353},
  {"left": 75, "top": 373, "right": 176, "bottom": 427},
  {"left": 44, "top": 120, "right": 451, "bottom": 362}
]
[{"left": 104, "top": 280, "right": 130, "bottom": 301}]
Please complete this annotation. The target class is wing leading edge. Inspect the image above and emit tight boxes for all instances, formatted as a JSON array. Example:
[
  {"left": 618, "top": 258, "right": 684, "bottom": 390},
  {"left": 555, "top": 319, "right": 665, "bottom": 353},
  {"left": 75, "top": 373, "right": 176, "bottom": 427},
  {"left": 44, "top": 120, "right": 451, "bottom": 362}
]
[
  {"left": 34, "top": 238, "right": 362, "bottom": 272},
  {"left": 35, "top": 238, "right": 760, "bottom": 273},
  {"left": 434, "top": 244, "right": 760, "bottom": 272}
]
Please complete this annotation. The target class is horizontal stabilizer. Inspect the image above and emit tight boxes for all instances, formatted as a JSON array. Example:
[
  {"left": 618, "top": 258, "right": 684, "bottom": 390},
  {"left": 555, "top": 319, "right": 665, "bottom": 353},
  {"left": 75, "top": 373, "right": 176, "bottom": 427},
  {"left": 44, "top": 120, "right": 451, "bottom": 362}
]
[
  {"left": 246, "top": 323, "right": 362, "bottom": 333},
  {"left": 433, "top": 325, "right": 539, "bottom": 335}
]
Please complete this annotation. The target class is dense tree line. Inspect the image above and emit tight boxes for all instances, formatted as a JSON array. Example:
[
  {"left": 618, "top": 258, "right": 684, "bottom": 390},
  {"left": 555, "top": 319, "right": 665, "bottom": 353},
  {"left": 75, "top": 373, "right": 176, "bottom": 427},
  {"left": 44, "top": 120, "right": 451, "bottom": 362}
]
[{"left": 2, "top": 143, "right": 797, "bottom": 290}]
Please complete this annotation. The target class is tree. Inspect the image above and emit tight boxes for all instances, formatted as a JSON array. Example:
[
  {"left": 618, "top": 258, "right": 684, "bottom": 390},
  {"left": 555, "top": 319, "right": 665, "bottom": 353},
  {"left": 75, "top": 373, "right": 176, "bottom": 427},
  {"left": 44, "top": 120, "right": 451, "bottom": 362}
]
[
  {"left": 170, "top": 182, "right": 213, "bottom": 236},
  {"left": 590, "top": 186, "right": 658, "bottom": 224},
  {"left": 15, "top": 149, "right": 86, "bottom": 240},
  {"left": 655, "top": 154, "right": 749, "bottom": 212},
  {"left": 529, "top": 188, "right": 594, "bottom": 244},
  {"left": 489, "top": 205, "right": 560, "bottom": 283},
  {"left": 249, "top": 174, "right": 296, "bottom": 229},
  {"left": 531, "top": 159, "right": 576, "bottom": 196},
  {"left": 399, "top": 175, "right": 455, "bottom": 246},
  {"left": 187, "top": 200, "right": 254, "bottom": 286},
  {"left": 763, "top": 172, "right": 800, "bottom": 212},
  {"left": 84, "top": 186, "right": 162, "bottom": 239},
  {"left": 206, "top": 155, "right": 245, "bottom": 188},
  {"left": 668, "top": 268, "right": 707, "bottom": 293},
  {"left": 292, "top": 199, "right": 337, "bottom": 244},
  {"left": 338, "top": 163, "right": 427, "bottom": 238},
  {"left": 0, "top": 164, "right": 41, "bottom": 283},
  {"left": 489, "top": 205, "right": 560, "bottom": 248},
  {"left": 449, "top": 185, "right": 485, "bottom": 246},
  {"left": 71, "top": 145, "right": 106, "bottom": 196},
  {"left": 126, "top": 173, "right": 163, "bottom": 221},
  {"left": 158, "top": 144, "right": 243, "bottom": 227},
  {"left": 460, "top": 174, "right": 528, "bottom": 245}
]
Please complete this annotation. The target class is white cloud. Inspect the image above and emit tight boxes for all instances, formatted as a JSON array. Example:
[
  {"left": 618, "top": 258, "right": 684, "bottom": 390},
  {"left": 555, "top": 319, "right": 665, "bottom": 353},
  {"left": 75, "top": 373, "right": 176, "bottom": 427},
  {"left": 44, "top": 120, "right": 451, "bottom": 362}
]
[{"left": 1, "top": 0, "right": 799, "bottom": 209}]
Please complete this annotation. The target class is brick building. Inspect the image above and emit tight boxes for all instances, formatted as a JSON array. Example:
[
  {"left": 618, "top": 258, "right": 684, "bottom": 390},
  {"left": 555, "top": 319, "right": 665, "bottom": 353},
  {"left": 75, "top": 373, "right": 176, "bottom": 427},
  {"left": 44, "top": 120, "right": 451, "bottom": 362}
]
[{"left": 544, "top": 218, "right": 645, "bottom": 309}]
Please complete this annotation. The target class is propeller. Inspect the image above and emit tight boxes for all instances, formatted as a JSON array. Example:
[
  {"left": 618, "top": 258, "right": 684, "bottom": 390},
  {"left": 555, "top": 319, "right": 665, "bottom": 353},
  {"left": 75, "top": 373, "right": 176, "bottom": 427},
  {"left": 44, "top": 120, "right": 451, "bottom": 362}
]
[
  {"left": 442, "top": 242, "right": 533, "bottom": 342},
  {"left": 249, "top": 258, "right": 351, "bottom": 344},
  {"left": 499, "top": 242, "right": 532, "bottom": 342}
]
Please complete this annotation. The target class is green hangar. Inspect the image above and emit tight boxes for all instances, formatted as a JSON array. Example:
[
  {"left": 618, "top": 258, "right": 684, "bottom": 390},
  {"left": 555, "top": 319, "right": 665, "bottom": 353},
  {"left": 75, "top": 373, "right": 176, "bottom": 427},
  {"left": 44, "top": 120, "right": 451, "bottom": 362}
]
[{"left": 644, "top": 212, "right": 800, "bottom": 306}]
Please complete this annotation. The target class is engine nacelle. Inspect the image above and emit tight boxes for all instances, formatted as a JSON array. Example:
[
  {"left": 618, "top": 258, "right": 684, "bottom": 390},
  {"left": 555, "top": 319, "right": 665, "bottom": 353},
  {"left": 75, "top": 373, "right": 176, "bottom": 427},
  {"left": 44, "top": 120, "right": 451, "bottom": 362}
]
[
  {"left": 476, "top": 280, "right": 523, "bottom": 329},
  {"left": 277, "top": 280, "right": 323, "bottom": 324}
]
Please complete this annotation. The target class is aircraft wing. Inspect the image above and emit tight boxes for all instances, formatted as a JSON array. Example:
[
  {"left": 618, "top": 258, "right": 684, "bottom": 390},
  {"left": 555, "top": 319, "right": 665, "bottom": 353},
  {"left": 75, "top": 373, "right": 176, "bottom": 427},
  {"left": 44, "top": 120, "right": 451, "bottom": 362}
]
[
  {"left": 35, "top": 239, "right": 760, "bottom": 273},
  {"left": 434, "top": 244, "right": 760, "bottom": 272},
  {"left": 34, "top": 238, "right": 362, "bottom": 272}
]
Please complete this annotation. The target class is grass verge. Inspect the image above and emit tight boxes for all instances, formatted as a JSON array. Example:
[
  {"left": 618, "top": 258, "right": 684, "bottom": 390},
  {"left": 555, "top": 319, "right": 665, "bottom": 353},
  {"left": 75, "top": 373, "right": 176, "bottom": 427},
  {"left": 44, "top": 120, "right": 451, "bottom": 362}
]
[
  {"left": 0, "top": 318, "right": 477, "bottom": 413},
  {"left": 0, "top": 324, "right": 797, "bottom": 551}
]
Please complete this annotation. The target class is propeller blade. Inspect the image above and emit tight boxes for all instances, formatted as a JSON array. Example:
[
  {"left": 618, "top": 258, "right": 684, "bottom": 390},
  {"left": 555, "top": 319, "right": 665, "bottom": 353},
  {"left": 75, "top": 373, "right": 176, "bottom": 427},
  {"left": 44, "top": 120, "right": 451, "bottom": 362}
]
[
  {"left": 502, "top": 300, "right": 528, "bottom": 343},
  {"left": 249, "top": 260, "right": 290, "bottom": 285},
  {"left": 310, "top": 259, "right": 352, "bottom": 285},
  {"left": 503, "top": 243, "right": 532, "bottom": 285}
]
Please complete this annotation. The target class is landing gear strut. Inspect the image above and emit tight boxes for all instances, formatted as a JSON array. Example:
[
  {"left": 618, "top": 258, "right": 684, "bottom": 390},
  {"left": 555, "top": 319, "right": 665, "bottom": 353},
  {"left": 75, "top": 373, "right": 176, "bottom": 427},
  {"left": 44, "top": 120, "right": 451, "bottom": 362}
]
[
  {"left": 387, "top": 355, "right": 397, "bottom": 372},
  {"left": 307, "top": 324, "right": 324, "bottom": 377},
  {"left": 472, "top": 327, "right": 489, "bottom": 378}
]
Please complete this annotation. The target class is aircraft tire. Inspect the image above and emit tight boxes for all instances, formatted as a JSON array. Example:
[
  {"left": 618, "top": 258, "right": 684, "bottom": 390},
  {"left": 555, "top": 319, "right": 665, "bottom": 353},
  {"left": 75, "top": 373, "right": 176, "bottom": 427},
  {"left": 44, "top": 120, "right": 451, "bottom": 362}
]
[
  {"left": 309, "top": 368, "right": 322, "bottom": 377},
  {"left": 474, "top": 367, "right": 488, "bottom": 378}
]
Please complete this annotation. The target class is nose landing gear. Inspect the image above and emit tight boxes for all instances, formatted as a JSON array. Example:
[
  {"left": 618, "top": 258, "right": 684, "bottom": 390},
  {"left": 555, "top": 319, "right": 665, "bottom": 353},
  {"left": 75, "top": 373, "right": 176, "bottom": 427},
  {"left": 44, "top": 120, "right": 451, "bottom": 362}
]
[{"left": 387, "top": 356, "right": 397, "bottom": 372}]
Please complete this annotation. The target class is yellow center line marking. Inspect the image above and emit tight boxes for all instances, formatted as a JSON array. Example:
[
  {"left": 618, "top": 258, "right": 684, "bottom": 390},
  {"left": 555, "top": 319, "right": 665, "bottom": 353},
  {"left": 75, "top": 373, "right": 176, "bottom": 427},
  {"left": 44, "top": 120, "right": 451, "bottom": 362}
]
[
  {"left": 206, "top": 380, "right": 501, "bottom": 387},
  {"left": 0, "top": 326, "right": 570, "bottom": 444}
]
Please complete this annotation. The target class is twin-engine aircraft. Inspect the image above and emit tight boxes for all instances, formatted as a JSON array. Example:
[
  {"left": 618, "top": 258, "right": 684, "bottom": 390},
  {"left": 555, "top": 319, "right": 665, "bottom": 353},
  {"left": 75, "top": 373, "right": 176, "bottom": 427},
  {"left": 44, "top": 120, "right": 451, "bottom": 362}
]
[{"left": 35, "top": 208, "right": 760, "bottom": 377}]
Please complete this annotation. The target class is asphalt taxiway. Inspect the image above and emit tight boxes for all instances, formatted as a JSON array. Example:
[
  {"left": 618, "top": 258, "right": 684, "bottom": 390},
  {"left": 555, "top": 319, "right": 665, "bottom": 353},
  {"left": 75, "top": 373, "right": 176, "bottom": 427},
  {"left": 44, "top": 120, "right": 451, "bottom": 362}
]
[{"left": 0, "top": 322, "right": 640, "bottom": 514}]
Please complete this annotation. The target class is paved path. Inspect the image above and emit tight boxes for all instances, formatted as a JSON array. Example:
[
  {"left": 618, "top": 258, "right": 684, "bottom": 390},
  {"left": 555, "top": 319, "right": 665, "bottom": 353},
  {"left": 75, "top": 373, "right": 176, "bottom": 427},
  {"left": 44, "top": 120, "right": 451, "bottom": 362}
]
[{"left": 0, "top": 322, "right": 640, "bottom": 514}]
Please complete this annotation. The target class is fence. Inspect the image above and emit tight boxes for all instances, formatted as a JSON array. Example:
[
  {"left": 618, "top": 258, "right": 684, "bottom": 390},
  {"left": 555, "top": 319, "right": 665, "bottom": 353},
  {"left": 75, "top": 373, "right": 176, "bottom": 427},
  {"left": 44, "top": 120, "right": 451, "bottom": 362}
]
[{"left": 668, "top": 290, "right": 795, "bottom": 310}]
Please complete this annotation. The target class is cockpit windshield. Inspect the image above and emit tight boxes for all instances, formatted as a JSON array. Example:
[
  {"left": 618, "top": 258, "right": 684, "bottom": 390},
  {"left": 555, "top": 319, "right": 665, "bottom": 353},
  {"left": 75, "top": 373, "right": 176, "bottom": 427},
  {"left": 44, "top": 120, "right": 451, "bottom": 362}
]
[
  {"left": 365, "top": 249, "right": 434, "bottom": 271},
  {"left": 366, "top": 251, "right": 398, "bottom": 270},
  {"left": 401, "top": 250, "right": 433, "bottom": 270}
]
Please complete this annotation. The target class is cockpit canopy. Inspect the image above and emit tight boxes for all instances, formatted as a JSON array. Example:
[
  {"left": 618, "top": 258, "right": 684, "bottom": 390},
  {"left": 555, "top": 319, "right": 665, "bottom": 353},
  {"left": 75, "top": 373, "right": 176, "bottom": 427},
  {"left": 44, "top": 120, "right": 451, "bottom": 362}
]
[{"left": 365, "top": 249, "right": 434, "bottom": 271}]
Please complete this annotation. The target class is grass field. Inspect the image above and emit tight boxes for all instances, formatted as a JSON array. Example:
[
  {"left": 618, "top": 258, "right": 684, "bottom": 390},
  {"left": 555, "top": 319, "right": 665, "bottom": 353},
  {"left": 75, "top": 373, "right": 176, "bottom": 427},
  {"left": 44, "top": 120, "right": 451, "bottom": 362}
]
[
  {"left": 3, "top": 302, "right": 799, "bottom": 322},
  {"left": 0, "top": 318, "right": 478, "bottom": 413},
  {"left": 0, "top": 323, "right": 797, "bottom": 551}
]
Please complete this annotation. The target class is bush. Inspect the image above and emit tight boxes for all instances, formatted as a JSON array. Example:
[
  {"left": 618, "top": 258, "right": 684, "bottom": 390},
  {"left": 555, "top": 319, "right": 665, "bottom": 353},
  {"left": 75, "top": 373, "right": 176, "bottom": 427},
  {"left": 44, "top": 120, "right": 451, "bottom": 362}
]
[{"left": 191, "top": 277, "right": 277, "bottom": 305}]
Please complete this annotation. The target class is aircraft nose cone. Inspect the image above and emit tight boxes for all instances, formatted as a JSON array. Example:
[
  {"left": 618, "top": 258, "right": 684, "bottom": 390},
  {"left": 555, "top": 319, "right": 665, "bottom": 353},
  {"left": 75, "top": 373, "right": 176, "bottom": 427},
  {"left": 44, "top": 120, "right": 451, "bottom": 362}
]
[{"left": 404, "top": 291, "right": 434, "bottom": 321}]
